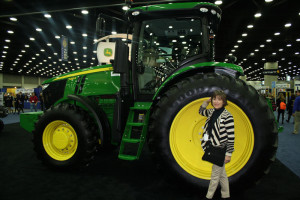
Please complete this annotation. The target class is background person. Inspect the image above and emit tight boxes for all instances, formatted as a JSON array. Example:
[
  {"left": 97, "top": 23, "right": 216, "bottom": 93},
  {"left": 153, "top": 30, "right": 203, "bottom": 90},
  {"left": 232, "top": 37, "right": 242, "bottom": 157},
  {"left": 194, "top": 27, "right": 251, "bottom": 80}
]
[
  {"left": 276, "top": 93, "right": 286, "bottom": 124},
  {"left": 29, "top": 92, "right": 38, "bottom": 112},
  {"left": 286, "top": 94, "right": 296, "bottom": 123},
  {"left": 292, "top": 90, "right": 300, "bottom": 135},
  {"left": 199, "top": 90, "right": 235, "bottom": 200}
]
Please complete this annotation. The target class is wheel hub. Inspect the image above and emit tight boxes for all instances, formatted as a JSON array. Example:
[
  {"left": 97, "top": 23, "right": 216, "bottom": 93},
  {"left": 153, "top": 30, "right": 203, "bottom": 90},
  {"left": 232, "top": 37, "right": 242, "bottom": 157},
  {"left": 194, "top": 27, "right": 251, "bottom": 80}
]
[
  {"left": 43, "top": 120, "right": 78, "bottom": 161},
  {"left": 52, "top": 127, "right": 73, "bottom": 150}
]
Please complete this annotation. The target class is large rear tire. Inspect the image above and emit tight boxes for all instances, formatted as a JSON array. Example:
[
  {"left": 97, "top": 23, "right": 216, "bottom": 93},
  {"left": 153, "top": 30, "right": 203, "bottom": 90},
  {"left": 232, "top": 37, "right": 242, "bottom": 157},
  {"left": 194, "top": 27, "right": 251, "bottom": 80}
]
[
  {"left": 33, "top": 104, "right": 98, "bottom": 168},
  {"left": 148, "top": 73, "right": 278, "bottom": 189}
]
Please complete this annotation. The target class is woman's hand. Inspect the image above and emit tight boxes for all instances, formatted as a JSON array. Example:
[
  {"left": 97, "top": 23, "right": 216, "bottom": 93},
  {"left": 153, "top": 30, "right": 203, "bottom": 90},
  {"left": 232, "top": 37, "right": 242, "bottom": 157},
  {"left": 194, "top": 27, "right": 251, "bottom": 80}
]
[
  {"left": 205, "top": 98, "right": 211, "bottom": 104},
  {"left": 224, "top": 155, "right": 231, "bottom": 164},
  {"left": 201, "top": 98, "right": 211, "bottom": 108}
]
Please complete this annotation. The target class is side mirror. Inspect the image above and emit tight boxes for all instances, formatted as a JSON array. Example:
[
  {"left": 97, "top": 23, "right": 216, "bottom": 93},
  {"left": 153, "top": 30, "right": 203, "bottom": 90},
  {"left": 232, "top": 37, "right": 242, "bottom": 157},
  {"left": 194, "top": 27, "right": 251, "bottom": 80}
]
[{"left": 113, "top": 40, "right": 129, "bottom": 73}]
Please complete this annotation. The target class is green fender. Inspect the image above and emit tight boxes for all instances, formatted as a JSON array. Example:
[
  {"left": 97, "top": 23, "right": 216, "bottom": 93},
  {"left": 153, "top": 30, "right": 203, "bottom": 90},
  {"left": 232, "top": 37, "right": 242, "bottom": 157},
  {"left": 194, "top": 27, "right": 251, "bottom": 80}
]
[{"left": 153, "top": 62, "right": 244, "bottom": 100}]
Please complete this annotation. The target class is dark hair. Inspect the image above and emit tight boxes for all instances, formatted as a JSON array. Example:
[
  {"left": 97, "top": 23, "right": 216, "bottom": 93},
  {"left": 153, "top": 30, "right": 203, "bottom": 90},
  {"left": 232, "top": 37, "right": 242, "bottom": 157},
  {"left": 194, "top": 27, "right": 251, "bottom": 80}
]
[{"left": 211, "top": 90, "right": 228, "bottom": 107}]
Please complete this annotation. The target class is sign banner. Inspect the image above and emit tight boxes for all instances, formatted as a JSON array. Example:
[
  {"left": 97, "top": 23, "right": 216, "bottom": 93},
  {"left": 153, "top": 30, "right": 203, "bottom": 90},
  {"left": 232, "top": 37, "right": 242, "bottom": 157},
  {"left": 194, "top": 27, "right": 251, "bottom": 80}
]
[
  {"left": 275, "top": 83, "right": 290, "bottom": 88},
  {"left": 61, "top": 35, "right": 68, "bottom": 61},
  {"left": 263, "top": 69, "right": 279, "bottom": 76},
  {"left": 16, "top": 88, "right": 34, "bottom": 94}
]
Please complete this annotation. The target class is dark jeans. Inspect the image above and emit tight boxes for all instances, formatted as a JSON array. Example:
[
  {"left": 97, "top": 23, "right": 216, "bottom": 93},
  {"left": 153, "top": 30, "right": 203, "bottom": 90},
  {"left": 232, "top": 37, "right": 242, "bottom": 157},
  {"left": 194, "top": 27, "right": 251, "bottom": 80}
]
[{"left": 277, "top": 109, "right": 285, "bottom": 123}]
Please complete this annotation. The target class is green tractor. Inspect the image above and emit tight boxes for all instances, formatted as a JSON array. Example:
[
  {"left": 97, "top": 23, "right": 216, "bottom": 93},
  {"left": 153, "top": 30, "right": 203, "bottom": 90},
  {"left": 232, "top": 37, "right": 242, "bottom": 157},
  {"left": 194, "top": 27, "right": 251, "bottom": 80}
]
[{"left": 20, "top": 2, "right": 278, "bottom": 189}]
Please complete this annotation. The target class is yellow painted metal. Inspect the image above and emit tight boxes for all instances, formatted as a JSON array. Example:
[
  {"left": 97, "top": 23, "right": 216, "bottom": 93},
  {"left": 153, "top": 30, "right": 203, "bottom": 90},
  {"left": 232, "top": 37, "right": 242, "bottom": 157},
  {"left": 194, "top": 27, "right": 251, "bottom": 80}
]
[
  {"left": 43, "top": 120, "right": 78, "bottom": 161},
  {"left": 169, "top": 98, "right": 254, "bottom": 180},
  {"left": 53, "top": 67, "right": 113, "bottom": 81}
]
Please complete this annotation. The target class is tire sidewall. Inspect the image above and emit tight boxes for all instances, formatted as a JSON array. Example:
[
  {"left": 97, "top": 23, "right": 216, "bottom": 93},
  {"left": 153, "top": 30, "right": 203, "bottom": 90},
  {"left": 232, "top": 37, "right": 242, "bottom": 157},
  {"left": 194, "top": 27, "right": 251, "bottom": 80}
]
[{"left": 34, "top": 108, "right": 92, "bottom": 167}]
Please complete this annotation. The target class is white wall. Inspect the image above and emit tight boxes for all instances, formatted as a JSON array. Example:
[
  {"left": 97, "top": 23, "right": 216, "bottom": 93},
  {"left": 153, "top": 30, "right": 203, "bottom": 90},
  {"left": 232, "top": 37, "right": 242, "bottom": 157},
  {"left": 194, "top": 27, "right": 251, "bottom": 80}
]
[{"left": 0, "top": 73, "right": 49, "bottom": 88}]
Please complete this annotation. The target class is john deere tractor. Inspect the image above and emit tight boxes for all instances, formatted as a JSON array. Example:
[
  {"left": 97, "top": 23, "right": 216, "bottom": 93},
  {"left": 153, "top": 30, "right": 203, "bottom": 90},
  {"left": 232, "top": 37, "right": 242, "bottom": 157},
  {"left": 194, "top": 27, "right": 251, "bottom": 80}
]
[{"left": 20, "top": 2, "right": 278, "bottom": 189}]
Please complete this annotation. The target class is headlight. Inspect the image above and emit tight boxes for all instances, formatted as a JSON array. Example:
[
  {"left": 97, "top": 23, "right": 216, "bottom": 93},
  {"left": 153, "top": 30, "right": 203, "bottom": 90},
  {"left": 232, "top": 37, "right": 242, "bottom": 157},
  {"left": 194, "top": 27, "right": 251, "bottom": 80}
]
[{"left": 42, "top": 84, "right": 49, "bottom": 90}]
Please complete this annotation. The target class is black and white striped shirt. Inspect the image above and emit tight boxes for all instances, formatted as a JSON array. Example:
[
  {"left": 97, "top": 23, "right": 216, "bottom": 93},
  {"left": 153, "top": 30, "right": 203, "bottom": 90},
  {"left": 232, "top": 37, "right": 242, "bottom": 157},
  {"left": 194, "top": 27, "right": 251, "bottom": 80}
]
[{"left": 199, "top": 105, "right": 235, "bottom": 156}]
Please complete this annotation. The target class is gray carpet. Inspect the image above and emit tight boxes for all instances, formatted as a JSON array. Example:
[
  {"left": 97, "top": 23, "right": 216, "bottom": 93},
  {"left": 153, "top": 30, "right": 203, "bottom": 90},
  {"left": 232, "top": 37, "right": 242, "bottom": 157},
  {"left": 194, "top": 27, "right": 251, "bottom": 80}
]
[{"left": 2, "top": 110, "right": 300, "bottom": 178}]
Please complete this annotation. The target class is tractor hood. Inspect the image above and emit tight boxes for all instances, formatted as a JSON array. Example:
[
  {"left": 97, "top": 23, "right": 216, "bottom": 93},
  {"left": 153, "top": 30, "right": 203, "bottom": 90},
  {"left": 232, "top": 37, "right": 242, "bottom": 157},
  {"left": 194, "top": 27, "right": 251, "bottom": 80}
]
[{"left": 42, "top": 64, "right": 113, "bottom": 84}]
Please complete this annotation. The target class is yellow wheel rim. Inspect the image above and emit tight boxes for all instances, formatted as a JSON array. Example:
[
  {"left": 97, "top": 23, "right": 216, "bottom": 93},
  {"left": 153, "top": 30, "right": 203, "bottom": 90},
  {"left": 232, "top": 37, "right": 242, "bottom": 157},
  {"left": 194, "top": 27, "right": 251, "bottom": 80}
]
[
  {"left": 170, "top": 98, "right": 254, "bottom": 180},
  {"left": 43, "top": 120, "right": 78, "bottom": 161}
]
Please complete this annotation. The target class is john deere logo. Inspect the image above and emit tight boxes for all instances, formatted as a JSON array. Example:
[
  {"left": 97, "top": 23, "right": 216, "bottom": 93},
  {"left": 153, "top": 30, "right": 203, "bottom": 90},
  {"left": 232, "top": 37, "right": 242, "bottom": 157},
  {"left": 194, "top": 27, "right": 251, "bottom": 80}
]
[{"left": 104, "top": 48, "right": 113, "bottom": 57}]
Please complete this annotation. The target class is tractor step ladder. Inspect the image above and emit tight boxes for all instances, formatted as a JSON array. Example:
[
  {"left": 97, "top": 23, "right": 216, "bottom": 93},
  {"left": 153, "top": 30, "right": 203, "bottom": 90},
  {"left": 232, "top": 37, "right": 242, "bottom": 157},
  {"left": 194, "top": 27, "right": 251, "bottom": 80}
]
[{"left": 118, "top": 102, "right": 152, "bottom": 160}]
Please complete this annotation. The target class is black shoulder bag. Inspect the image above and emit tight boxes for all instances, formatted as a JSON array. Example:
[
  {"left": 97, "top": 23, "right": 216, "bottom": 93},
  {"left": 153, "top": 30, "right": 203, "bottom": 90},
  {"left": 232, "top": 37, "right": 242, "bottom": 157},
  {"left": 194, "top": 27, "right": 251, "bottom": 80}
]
[{"left": 202, "top": 142, "right": 226, "bottom": 167}]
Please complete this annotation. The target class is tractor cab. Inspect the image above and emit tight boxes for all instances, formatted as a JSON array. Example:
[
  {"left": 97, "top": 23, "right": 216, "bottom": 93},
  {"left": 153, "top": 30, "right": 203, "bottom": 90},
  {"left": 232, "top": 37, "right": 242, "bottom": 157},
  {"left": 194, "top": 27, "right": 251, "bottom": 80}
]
[
  {"left": 128, "top": 3, "right": 221, "bottom": 99},
  {"left": 96, "top": 2, "right": 222, "bottom": 100}
]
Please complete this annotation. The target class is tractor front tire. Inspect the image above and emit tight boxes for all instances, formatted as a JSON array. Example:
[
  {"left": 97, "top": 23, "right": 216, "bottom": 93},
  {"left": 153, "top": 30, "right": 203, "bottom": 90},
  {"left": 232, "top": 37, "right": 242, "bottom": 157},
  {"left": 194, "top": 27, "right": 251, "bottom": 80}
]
[
  {"left": 33, "top": 104, "right": 98, "bottom": 168},
  {"left": 148, "top": 73, "right": 277, "bottom": 189}
]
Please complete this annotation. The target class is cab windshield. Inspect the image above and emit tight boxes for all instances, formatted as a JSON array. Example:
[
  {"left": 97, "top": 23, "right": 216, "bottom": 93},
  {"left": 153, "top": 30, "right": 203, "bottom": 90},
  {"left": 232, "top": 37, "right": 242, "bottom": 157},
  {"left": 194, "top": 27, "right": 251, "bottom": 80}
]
[{"left": 135, "top": 18, "right": 203, "bottom": 94}]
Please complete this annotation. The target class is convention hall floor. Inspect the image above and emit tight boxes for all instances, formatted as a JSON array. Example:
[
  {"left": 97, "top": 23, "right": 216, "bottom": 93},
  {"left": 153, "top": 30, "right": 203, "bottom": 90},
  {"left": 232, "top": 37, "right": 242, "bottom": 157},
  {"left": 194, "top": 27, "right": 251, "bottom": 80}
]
[{"left": 0, "top": 110, "right": 299, "bottom": 200}]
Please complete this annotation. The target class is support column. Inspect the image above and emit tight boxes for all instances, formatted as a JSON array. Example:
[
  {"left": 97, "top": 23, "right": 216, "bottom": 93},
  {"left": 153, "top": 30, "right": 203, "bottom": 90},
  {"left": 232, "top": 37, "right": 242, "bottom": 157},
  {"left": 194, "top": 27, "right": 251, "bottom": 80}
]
[
  {"left": 21, "top": 75, "right": 25, "bottom": 88},
  {"left": 0, "top": 73, "right": 3, "bottom": 88},
  {"left": 264, "top": 62, "right": 278, "bottom": 91}
]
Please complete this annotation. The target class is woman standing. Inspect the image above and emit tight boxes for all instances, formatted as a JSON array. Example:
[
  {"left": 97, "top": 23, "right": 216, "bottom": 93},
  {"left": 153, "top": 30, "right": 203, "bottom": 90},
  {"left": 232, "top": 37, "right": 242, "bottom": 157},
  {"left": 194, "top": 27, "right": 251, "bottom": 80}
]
[
  {"left": 276, "top": 93, "right": 286, "bottom": 124},
  {"left": 199, "top": 90, "right": 235, "bottom": 200}
]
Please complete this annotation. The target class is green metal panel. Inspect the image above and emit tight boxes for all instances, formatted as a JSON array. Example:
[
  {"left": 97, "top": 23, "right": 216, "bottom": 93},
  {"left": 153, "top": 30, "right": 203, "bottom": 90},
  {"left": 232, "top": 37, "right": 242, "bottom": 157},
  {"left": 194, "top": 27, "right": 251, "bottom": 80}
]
[
  {"left": 42, "top": 64, "right": 115, "bottom": 84},
  {"left": 130, "top": 2, "right": 219, "bottom": 12},
  {"left": 153, "top": 62, "right": 244, "bottom": 100},
  {"left": 20, "top": 112, "right": 43, "bottom": 132}
]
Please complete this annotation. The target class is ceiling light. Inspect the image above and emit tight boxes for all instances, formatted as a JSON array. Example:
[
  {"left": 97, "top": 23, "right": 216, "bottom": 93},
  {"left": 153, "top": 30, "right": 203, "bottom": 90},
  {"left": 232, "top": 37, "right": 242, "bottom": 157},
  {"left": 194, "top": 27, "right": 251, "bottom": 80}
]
[
  {"left": 265, "top": 0, "right": 273, "bottom": 2},
  {"left": 111, "top": 31, "right": 117, "bottom": 35},
  {"left": 122, "top": 6, "right": 130, "bottom": 11},
  {"left": 44, "top": 14, "right": 51, "bottom": 18},
  {"left": 286, "top": 44, "right": 292, "bottom": 47},
  {"left": 73, "top": 52, "right": 77, "bottom": 54},
  {"left": 254, "top": 13, "right": 261, "bottom": 18},
  {"left": 260, "top": 44, "right": 265, "bottom": 47},
  {"left": 4, "top": 46, "right": 9, "bottom": 49},
  {"left": 237, "top": 40, "right": 243, "bottom": 43},
  {"left": 255, "top": 49, "right": 259, "bottom": 52},
  {"left": 93, "top": 51, "right": 97, "bottom": 53},
  {"left": 266, "top": 39, "right": 272, "bottom": 42},
  {"left": 5, "top": 39, "right": 11, "bottom": 42},
  {"left": 66, "top": 25, "right": 72, "bottom": 29},
  {"left": 10, "top": 17, "right": 17, "bottom": 21},
  {"left": 55, "top": 36, "right": 60, "bottom": 39},
  {"left": 25, "top": 45, "right": 29, "bottom": 48},
  {"left": 36, "top": 28, "right": 42, "bottom": 32},
  {"left": 274, "top": 32, "right": 280, "bottom": 36},
  {"left": 82, "top": 33, "right": 88, "bottom": 37},
  {"left": 30, "top": 37, "right": 35, "bottom": 41},
  {"left": 41, "top": 49, "right": 45, "bottom": 52},
  {"left": 70, "top": 41, "right": 75, "bottom": 44},
  {"left": 284, "top": 23, "right": 292, "bottom": 27},
  {"left": 247, "top": 24, "right": 254, "bottom": 28},
  {"left": 214, "top": 1, "right": 222, "bottom": 5},
  {"left": 169, "top": 26, "right": 173, "bottom": 29},
  {"left": 47, "top": 43, "right": 52, "bottom": 46},
  {"left": 83, "top": 47, "right": 87, "bottom": 49},
  {"left": 242, "top": 33, "right": 247, "bottom": 37},
  {"left": 81, "top": 10, "right": 89, "bottom": 14},
  {"left": 296, "top": 38, "right": 300, "bottom": 42},
  {"left": 7, "top": 30, "right": 14, "bottom": 34},
  {"left": 234, "top": 45, "right": 239, "bottom": 48}
]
